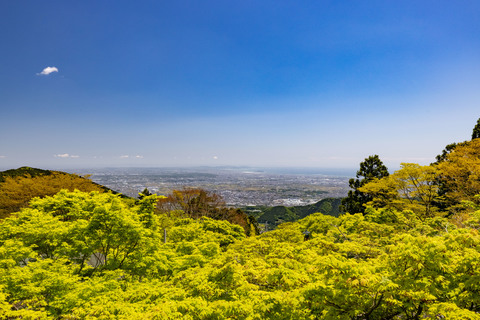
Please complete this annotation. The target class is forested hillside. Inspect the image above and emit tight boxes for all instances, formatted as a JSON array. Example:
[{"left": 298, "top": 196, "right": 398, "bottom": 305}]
[
  {"left": 1, "top": 123, "right": 480, "bottom": 318},
  {"left": 0, "top": 167, "right": 115, "bottom": 219},
  {"left": 245, "top": 197, "right": 343, "bottom": 228}
]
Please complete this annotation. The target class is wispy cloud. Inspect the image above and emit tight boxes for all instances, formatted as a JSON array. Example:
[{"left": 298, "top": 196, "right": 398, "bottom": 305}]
[
  {"left": 0, "top": 155, "right": 6, "bottom": 159},
  {"left": 120, "top": 155, "right": 144, "bottom": 159},
  {"left": 54, "top": 153, "right": 79, "bottom": 158},
  {"left": 37, "top": 66, "right": 58, "bottom": 75}
]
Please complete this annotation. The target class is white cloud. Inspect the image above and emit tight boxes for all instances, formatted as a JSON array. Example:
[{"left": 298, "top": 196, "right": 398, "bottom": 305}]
[
  {"left": 37, "top": 66, "right": 58, "bottom": 75},
  {"left": 55, "top": 154, "right": 70, "bottom": 158},
  {"left": 120, "top": 155, "right": 143, "bottom": 159},
  {"left": 0, "top": 155, "right": 6, "bottom": 159},
  {"left": 54, "top": 153, "right": 79, "bottom": 158},
  {"left": 213, "top": 156, "right": 218, "bottom": 160}
]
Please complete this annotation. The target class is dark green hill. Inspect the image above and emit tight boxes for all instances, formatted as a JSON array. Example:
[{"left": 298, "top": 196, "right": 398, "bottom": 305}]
[
  {"left": 296, "top": 197, "right": 343, "bottom": 217},
  {"left": 244, "top": 197, "right": 343, "bottom": 228}
]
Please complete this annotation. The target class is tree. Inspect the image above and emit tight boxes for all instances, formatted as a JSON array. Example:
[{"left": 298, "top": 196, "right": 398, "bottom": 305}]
[
  {"left": 472, "top": 118, "right": 480, "bottom": 140},
  {"left": 435, "top": 118, "right": 480, "bottom": 164},
  {"left": 360, "top": 163, "right": 441, "bottom": 220},
  {"left": 435, "top": 142, "right": 459, "bottom": 164},
  {"left": 156, "top": 188, "right": 258, "bottom": 235},
  {"left": 2, "top": 190, "right": 154, "bottom": 273},
  {"left": 437, "top": 139, "right": 480, "bottom": 210},
  {"left": 156, "top": 188, "right": 225, "bottom": 219},
  {"left": 341, "top": 155, "right": 389, "bottom": 214},
  {"left": 138, "top": 187, "right": 153, "bottom": 199}
]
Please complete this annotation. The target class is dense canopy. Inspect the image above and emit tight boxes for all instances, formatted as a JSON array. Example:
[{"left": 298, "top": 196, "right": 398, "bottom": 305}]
[{"left": 1, "top": 186, "right": 480, "bottom": 318}]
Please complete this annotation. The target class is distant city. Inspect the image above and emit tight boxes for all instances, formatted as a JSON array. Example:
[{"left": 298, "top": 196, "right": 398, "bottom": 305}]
[{"left": 70, "top": 167, "right": 352, "bottom": 207}]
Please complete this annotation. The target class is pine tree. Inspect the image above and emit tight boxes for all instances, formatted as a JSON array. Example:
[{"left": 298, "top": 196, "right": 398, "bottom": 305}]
[
  {"left": 472, "top": 118, "right": 480, "bottom": 140},
  {"left": 341, "top": 155, "right": 389, "bottom": 214},
  {"left": 138, "top": 187, "right": 153, "bottom": 199}
]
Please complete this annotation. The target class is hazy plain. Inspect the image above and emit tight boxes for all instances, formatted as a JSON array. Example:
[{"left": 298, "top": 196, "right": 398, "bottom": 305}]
[{"left": 71, "top": 167, "right": 352, "bottom": 207}]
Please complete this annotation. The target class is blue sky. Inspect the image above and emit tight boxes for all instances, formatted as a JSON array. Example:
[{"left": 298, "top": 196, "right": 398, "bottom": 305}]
[{"left": 1, "top": 1, "right": 480, "bottom": 170}]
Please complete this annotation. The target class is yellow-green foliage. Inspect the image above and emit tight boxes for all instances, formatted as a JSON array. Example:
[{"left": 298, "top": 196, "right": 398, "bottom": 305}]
[
  {"left": 1, "top": 189, "right": 480, "bottom": 319},
  {"left": 360, "top": 163, "right": 441, "bottom": 219},
  {"left": 437, "top": 139, "right": 480, "bottom": 205}
]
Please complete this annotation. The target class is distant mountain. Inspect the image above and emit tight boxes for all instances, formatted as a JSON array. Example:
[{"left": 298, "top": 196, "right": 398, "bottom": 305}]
[{"left": 244, "top": 197, "right": 343, "bottom": 228}]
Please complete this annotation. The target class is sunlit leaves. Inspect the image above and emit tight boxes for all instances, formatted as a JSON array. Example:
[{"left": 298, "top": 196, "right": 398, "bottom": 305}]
[
  {"left": 437, "top": 139, "right": 480, "bottom": 208},
  {"left": 2, "top": 189, "right": 480, "bottom": 318},
  {"left": 360, "top": 163, "right": 442, "bottom": 219}
]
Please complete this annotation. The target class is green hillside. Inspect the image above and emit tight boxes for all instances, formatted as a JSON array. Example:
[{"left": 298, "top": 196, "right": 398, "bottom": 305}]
[{"left": 244, "top": 197, "right": 343, "bottom": 228}]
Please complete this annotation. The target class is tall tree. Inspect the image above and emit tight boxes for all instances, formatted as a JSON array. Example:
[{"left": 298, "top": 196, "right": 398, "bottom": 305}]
[
  {"left": 341, "top": 155, "right": 389, "bottom": 214},
  {"left": 472, "top": 117, "right": 480, "bottom": 140}
]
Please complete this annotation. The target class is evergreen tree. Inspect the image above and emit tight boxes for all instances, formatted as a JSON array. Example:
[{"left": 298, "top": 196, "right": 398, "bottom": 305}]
[
  {"left": 341, "top": 155, "right": 389, "bottom": 214},
  {"left": 138, "top": 187, "right": 153, "bottom": 199},
  {"left": 435, "top": 142, "right": 458, "bottom": 163},
  {"left": 435, "top": 118, "right": 480, "bottom": 164},
  {"left": 472, "top": 117, "right": 480, "bottom": 140}
]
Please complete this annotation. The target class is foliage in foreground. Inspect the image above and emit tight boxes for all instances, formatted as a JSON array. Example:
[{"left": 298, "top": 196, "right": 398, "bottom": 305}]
[{"left": 1, "top": 189, "right": 480, "bottom": 319}]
